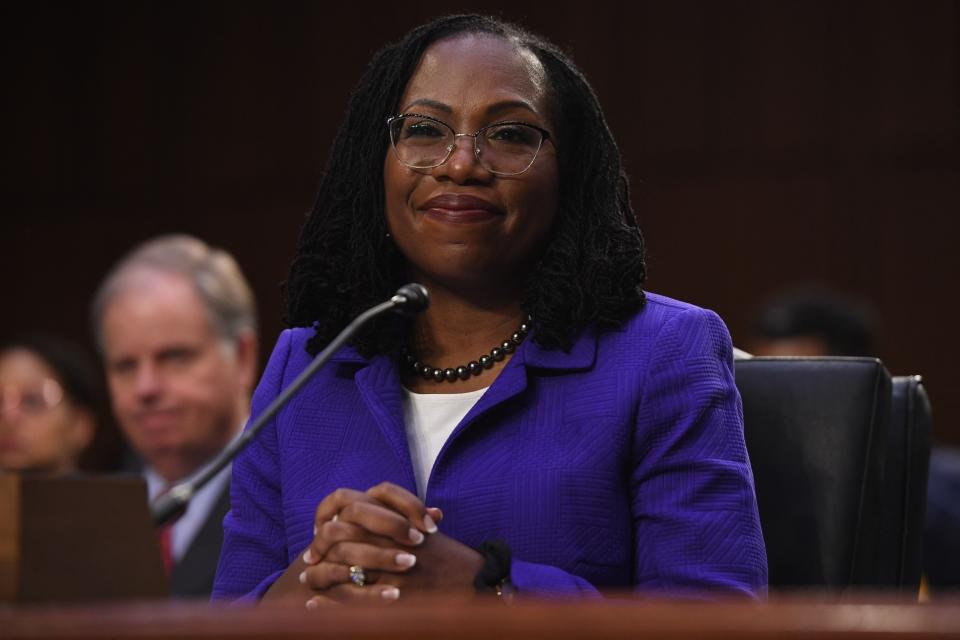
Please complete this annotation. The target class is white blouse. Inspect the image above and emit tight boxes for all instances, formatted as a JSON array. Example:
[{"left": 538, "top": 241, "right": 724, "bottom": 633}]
[{"left": 401, "top": 386, "right": 489, "bottom": 499}]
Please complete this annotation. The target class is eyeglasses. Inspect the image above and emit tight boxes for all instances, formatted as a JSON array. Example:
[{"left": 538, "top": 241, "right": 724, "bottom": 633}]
[
  {"left": 0, "top": 379, "right": 64, "bottom": 420},
  {"left": 387, "top": 114, "right": 551, "bottom": 176}
]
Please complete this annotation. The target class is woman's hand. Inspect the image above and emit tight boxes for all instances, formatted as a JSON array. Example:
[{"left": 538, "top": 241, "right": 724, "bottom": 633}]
[
  {"left": 300, "top": 516, "right": 421, "bottom": 600},
  {"left": 307, "top": 483, "right": 439, "bottom": 562},
  {"left": 266, "top": 482, "right": 487, "bottom": 605},
  {"left": 375, "top": 529, "right": 485, "bottom": 598},
  {"left": 304, "top": 483, "right": 484, "bottom": 602},
  {"left": 301, "top": 524, "right": 485, "bottom": 604},
  {"left": 262, "top": 483, "right": 440, "bottom": 605}
]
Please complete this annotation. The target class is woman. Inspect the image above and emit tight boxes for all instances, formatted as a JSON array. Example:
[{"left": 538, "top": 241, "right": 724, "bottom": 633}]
[
  {"left": 214, "top": 15, "right": 767, "bottom": 603},
  {"left": 0, "top": 335, "right": 103, "bottom": 476}
]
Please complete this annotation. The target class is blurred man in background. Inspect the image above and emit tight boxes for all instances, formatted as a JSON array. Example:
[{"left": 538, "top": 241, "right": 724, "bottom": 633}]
[
  {"left": 92, "top": 235, "right": 257, "bottom": 598},
  {"left": 748, "top": 286, "right": 879, "bottom": 358}
]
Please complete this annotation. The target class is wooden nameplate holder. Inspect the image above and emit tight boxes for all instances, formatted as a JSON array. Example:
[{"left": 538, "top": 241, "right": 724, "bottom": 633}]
[{"left": 0, "top": 473, "right": 168, "bottom": 602}]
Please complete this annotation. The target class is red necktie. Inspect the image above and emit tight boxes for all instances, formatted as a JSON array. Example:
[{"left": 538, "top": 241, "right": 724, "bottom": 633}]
[
  {"left": 157, "top": 521, "right": 175, "bottom": 576},
  {"left": 155, "top": 486, "right": 184, "bottom": 578}
]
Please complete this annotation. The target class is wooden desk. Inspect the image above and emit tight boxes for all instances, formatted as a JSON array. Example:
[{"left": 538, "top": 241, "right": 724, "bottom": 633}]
[{"left": 2, "top": 597, "right": 959, "bottom": 639}]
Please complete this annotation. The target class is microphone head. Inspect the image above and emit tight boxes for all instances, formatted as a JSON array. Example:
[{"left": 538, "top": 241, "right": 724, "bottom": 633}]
[{"left": 391, "top": 283, "right": 430, "bottom": 315}]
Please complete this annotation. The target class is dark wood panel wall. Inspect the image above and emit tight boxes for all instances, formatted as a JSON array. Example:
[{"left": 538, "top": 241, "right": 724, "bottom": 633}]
[{"left": 3, "top": 1, "right": 958, "bottom": 444}]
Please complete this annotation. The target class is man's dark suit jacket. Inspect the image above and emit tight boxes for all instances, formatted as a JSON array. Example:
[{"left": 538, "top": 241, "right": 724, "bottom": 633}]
[
  {"left": 120, "top": 451, "right": 232, "bottom": 599},
  {"left": 170, "top": 483, "right": 231, "bottom": 598}
]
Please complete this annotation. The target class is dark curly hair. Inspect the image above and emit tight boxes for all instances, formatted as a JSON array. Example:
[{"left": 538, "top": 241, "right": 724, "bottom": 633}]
[{"left": 285, "top": 14, "right": 646, "bottom": 357}]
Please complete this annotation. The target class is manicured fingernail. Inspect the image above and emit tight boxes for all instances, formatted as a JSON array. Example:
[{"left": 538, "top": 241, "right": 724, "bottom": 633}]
[
  {"left": 298, "top": 571, "right": 307, "bottom": 584},
  {"left": 332, "top": 514, "right": 338, "bottom": 522},
  {"left": 313, "top": 524, "right": 317, "bottom": 536},
  {"left": 395, "top": 552, "right": 417, "bottom": 568},
  {"left": 381, "top": 587, "right": 400, "bottom": 600},
  {"left": 306, "top": 599, "right": 318, "bottom": 610},
  {"left": 423, "top": 514, "right": 438, "bottom": 534},
  {"left": 303, "top": 549, "right": 314, "bottom": 564},
  {"left": 408, "top": 528, "right": 425, "bottom": 545}
]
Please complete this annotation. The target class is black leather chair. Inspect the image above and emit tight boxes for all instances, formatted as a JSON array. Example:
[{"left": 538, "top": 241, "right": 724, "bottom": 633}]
[
  {"left": 735, "top": 357, "right": 891, "bottom": 590},
  {"left": 875, "top": 375, "right": 931, "bottom": 591}
]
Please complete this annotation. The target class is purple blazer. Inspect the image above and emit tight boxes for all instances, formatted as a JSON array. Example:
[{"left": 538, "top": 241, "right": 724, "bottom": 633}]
[{"left": 213, "top": 293, "right": 767, "bottom": 599}]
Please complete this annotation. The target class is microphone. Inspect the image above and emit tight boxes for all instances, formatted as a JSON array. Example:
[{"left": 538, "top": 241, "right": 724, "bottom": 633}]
[
  {"left": 151, "top": 284, "right": 430, "bottom": 526},
  {"left": 391, "top": 283, "right": 429, "bottom": 315}
]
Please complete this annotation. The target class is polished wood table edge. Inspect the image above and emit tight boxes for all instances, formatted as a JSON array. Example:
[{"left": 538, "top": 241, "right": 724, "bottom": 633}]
[{"left": 2, "top": 596, "right": 960, "bottom": 639}]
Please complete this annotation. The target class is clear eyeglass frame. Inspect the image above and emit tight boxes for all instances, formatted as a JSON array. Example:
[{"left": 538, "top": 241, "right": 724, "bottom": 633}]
[
  {"left": 0, "top": 379, "right": 65, "bottom": 420},
  {"left": 386, "top": 113, "right": 552, "bottom": 177}
]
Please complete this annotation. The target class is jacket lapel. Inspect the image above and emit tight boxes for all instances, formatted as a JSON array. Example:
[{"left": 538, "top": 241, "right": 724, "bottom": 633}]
[
  {"left": 347, "top": 350, "right": 419, "bottom": 493},
  {"left": 438, "top": 328, "right": 600, "bottom": 454},
  {"left": 170, "top": 482, "right": 231, "bottom": 598},
  {"left": 333, "top": 329, "right": 599, "bottom": 493}
]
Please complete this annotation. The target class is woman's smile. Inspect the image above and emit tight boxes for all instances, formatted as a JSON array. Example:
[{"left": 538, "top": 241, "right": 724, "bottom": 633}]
[{"left": 418, "top": 193, "right": 506, "bottom": 224}]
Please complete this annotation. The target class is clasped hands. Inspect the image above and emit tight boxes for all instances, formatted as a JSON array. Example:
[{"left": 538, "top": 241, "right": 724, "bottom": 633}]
[{"left": 267, "top": 482, "right": 484, "bottom": 607}]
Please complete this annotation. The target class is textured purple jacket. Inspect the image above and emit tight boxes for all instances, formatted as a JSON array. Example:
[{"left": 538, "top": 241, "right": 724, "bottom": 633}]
[{"left": 212, "top": 293, "right": 768, "bottom": 599}]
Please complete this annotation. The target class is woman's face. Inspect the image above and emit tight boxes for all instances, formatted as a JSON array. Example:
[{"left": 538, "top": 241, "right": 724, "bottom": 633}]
[
  {"left": 0, "top": 349, "right": 93, "bottom": 475},
  {"left": 383, "top": 34, "right": 559, "bottom": 296}
]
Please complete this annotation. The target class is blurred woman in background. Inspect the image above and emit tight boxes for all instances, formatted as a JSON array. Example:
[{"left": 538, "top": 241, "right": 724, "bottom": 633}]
[{"left": 0, "top": 334, "right": 108, "bottom": 476}]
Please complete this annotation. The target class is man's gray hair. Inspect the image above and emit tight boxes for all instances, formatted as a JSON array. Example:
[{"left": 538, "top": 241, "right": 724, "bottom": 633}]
[{"left": 92, "top": 234, "right": 257, "bottom": 350}]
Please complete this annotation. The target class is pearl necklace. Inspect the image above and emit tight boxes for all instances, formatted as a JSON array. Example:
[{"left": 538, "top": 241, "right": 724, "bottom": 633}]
[{"left": 402, "top": 316, "right": 532, "bottom": 383}]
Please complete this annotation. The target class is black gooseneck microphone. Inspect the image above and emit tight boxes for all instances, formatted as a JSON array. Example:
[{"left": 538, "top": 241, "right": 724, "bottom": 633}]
[{"left": 151, "top": 283, "right": 430, "bottom": 526}]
